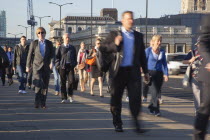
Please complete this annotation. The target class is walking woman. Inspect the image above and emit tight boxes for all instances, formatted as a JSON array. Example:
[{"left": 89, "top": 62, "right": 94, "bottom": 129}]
[
  {"left": 145, "top": 35, "right": 168, "bottom": 116},
  {"left": 87, "top": 39, "right": 103, "bottom": 97},
  {"left": 6, "top": 46, "right": 14, "bottom": 85},
  {"left": 77, "top": 42, "right": 88, "bottom": 92}
]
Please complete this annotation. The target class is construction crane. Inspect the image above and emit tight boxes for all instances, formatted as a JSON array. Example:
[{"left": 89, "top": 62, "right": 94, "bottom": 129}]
[{"left": 27, "top": 0, "right": 37, "bottom": 40}]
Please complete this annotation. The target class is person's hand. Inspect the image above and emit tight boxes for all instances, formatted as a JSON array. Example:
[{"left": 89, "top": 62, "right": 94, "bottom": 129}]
[
  {"left": 26, "top": 67, "right": 30, "bottom": 73},
  {"left": 13, "top": 67, "right": 16, "bottom": 71},
  {"left": 49, "top": 63, "right": 53, "bottom": 70},
  {"left": 115, "top": 35, "right": 123, "bottom": 46},
  {"left": 164, "top": 75, "right": 169, "bottom": 82},
  {"left": 92, "top": 52, "right": 97, "bottom": 57},
  {"left": 205, "top": 63, "right": 210, "bottom": 72},
  {"left": 189, "top": 57, "right": 196, "bottom": 63},
  {"left": 144, "top": 73, "right": 150, "bottom": 82}
]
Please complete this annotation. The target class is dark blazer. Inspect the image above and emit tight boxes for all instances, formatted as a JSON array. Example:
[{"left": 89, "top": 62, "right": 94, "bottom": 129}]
[
  {"left": 55, "top": 44, "right": 77, "bottom": 70},
  {"left": 197, "top": 14, "right": 210, "bottom": 84},
  {"left": 100, "top": 29, "right": 148, "bottom": 77},
  {"left": 26, "top": 39, "right": 54, "bottom": 72},
  {"left": 13, "top": 44, "right": 30, "bottom": 67},
  {"left": 0, "top": 47, "right": 9, "bottom": 68}
]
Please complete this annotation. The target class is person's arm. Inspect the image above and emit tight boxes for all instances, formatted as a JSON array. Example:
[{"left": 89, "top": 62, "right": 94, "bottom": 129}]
[
  {"left": 183, "top": 51, "right": 193, "bottom": 64},
  {"left": 55, "top": 46, "right": 61, "bottom": 69},
  {"left": 100, "top": 30, "right": 121, "bottom": 53},
  {"left": 26, "top": 41, "right": 35, "bottom": 72},
  {"left": 139, "top": 33, "right": 148, "bottom": 74},
  {"left": 162, "top": 51, "right": 169, "bottom": 82},
  {"left": 12, "top": 46, "right": 17, "bottom": 70}
]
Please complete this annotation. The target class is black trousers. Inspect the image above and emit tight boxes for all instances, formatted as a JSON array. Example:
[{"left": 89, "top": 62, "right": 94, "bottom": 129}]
[
  {"left": 59, "top": 65, "right": 75, "bottom": 100},
  {"left": 110, "top": 67, "right": 142, "bottom": 126},
  {"left": 0, "top": 67, "right": 6, "bottom": 85},
  {"left": 194, "top": 82, "right": 210, "bottom": 140},
  {"left": 34, "top": 68, "right": 50, "bottom": 107},
  {"left": 148, "top": 70, "right": 163, "bottom": 113},
  {"left": 27, "top": 70, "right": 33, "bottom": 86}
]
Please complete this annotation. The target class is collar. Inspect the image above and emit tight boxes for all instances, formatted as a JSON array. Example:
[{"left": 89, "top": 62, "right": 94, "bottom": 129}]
[
  {"left": 121, "top": 26, "right": 134, "bottom": 34},
  {"left": 39, "top": 39, "right": 45, "bottom": 43},
  {"left": 64, "top": 44, "right": 70, "bottom": 47},
  {"left": 95, "top": 46, "right": 99, "bottom": 51}
]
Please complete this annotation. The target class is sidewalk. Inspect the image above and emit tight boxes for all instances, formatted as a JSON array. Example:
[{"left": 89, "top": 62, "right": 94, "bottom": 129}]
[{"left": 0, "top": 76, "right": 209, "bottom": 140}]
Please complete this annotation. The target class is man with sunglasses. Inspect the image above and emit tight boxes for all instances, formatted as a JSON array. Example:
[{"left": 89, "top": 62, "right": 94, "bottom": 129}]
[{"left": 26, "top": 27, "right": 54, "bottom": 109}]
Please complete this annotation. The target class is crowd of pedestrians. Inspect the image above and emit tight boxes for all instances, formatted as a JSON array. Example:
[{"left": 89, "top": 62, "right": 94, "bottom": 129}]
[{"left": 1, "top": 11, "right": 210, "bottom": 140}]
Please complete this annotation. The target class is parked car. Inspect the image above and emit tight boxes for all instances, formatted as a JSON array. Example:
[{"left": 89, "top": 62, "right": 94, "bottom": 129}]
[{"left": 166, "top": 53, "right": 188, "bottom": 75}]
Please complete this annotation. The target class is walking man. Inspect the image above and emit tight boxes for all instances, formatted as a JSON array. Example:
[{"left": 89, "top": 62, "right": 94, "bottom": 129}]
[
  {"left": 194, "top": 14, "right": 210, "bottom": 140},
  {"left": 26, "top": 27, "right": 54, "bottom": 108},
  {"left": 100, "top": 11, "right": 149, "bottom": 133},
  {"left": 55, "top": 33, "right": 77, "bottom": 103},
  {"left": 13, "top": 36, "right": 29, "bottom": 94}
]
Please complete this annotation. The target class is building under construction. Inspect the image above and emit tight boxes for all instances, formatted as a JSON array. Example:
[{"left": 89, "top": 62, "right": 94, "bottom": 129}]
[{"left": 0, "top": 10, "right": 6, "bottom": 37}]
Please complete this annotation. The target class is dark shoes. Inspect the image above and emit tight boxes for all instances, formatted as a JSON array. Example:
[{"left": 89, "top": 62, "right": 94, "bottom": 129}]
[
  {"left": 8, "top": 80, "right": 13, "bottom": 86},
  {"left": 114, "top": 125, "right": 123, "bottom": 132},
  {"left": 28, "top": 86, "right": 31, "bottom": 89},
  {"left": 134, "top": 120, "right": 149, "bottom": 134},
  {"left": 148, "top": 105, "right": 161, "bottom": 117},
  {"left": 34, "top": 105, "right": 39, "bottom": 109}
]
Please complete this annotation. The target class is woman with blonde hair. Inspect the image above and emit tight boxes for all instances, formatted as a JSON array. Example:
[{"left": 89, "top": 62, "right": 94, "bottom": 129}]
[
  {"left": 145, "top": 35, "right": 168, "bottom": 116},
  {"left": 77, "top": 42, "right": 88, "bottom": 92}
]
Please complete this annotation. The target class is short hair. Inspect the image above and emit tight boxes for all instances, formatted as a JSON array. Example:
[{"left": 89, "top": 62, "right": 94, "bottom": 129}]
[
  {"left": 56, "top": 39, "right": 62, "bottom": 44},
  {"left": 20, "top": 36, "right": 26, "bottom": 40},
  {"left": 151, "top": 35, "right": 162, "bottom": 42},
  {"left": 63, "top": 33, "right": 70, "bottom": 39},
  {"left": 36, "top": 27, "right": 46, "bottom": 35},
  {"left": 80, "top": 41, "right": 85, "bottom": 45},
  {"left": 96, "top": 38, "right": 101, "bottom": 42},
  {"left": 122, "top": 11, "right": 133, "bottom": 18},
  {"left": 8, "top": 46, "right": 12, "bottom": 49}
]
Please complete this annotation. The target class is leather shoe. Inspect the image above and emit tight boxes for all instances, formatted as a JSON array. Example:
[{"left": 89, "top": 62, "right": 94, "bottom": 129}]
[
  {"left": 34, "top": 105, "right": 39, "bottom": 109},
  {"left": 115, "top": 125, "right": 123, "bottom": 132},
  {"left": 135, "top": 128, "right": 149, "bottom": 134}
]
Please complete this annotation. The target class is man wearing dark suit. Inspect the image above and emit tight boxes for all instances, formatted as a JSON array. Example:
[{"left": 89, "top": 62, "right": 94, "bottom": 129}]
[
  {"left": 26, "top": 27, "right": 54, "bottom": 109},
  {"left": 194, "top": 14, "right": 210, "bottom": 140},
  {"left": 55, "top": 33, "right": 77, "bottom": 103},
  {"left": 100, "top": 11, "right": 149, "bottom": 133}
]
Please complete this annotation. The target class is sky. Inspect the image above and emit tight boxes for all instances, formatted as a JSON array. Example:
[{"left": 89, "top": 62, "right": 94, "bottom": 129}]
[{"left": 0, "top": 0, "right": 181, "bottom": 39}]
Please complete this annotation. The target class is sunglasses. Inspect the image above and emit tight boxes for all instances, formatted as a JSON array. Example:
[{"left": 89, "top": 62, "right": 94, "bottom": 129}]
[{"left": 38, "top": 32, "right": 45, "bottom": 34}]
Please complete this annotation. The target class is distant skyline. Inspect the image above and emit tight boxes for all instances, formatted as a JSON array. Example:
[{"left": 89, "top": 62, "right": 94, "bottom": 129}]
[{"left": 0, "top": 0, "right": 181, "bottom": 40}]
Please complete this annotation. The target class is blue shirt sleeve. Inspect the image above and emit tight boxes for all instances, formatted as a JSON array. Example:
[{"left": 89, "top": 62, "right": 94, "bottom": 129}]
[
  {"left": 184, "top": 51, "right": 192, "bottom": 60},
  {"left": 161, "top": 51, "right": 169, "bottom": 76}
]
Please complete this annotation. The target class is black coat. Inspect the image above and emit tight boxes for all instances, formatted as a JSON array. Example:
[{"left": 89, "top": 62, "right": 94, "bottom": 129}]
[
  {"left": 55, "top": 44, "right": 77, "bottom": 70},
  {"left": 197, "top": 14, "right": 210, "bottom": 84},
  {"left": 100, "top": 29, "right": 148, "bottom": 77},
  {"left": 13, "top": 44, "right": 30, "bottom": 68}
]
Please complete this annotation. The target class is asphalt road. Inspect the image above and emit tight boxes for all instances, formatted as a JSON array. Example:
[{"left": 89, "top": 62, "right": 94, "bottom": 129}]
[{"left": 0, "top": 74, "right": 209, "bottom": 140}]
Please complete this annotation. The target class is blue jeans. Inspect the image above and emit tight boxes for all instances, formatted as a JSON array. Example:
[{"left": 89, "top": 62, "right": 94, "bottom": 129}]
[
  {"left": 53, "top": 66, "right": 60, "bottom": 92},
  {"left": 16, "top": 65, "right": 28, "bottom": 90}
]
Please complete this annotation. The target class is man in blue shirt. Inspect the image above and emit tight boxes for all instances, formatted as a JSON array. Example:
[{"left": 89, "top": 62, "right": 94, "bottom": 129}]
[{"left": 101, "top": 11, "right": 149, "bottom": 133}]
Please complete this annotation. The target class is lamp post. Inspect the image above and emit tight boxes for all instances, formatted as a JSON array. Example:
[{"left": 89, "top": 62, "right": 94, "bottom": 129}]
[
  {"left": 17, "top": 25, "right": 29, "bottom": 39},
  {"left": 8, "top": 33, "right": 23, "bottom": 46},
  {"left": 145, "top": 0, "right": 148, "bottom": 48},
  {"left": 34, "top": 16, "right": 51, "bottom": 27},
  {"left": 49, "top": 2, "right": 73, "bottom": 38},
  {"left": 91, "top": 0, "right": 93, "bottom": 47}
]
